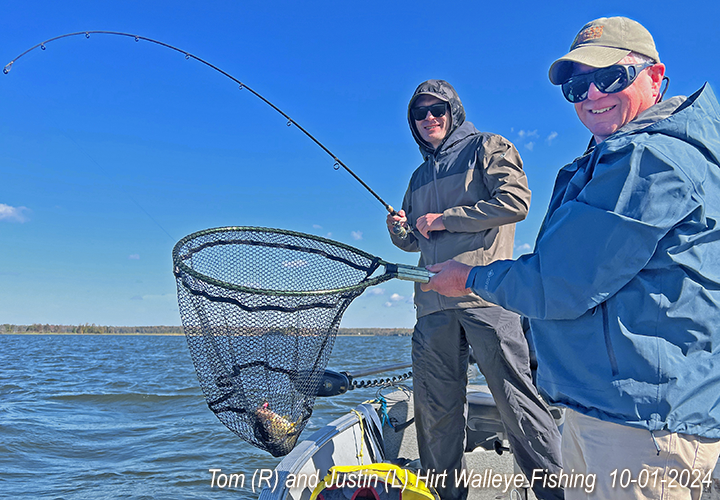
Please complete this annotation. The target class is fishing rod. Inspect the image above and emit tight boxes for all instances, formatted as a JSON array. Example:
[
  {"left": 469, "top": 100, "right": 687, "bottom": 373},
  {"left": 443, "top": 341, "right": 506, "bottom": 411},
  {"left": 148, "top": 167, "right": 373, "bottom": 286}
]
[{"left": 3, "top": 31, "right": 406, "bottom": 223}]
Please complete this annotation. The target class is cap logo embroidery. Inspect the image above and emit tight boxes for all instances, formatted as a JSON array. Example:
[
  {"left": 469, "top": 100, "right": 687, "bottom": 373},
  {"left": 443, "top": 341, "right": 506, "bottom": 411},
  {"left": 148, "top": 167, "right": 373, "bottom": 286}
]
[{"left": 575, "top": 25, "right": 604, "bottom": 44}]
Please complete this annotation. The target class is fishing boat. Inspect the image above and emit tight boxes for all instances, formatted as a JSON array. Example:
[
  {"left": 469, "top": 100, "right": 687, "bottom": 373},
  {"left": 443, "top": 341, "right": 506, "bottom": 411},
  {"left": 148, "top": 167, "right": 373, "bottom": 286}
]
[
  {"left": 258, "top": 363, "right": 556, "bottom": 500},
  {"left": 259, "top": 365, "right": 720, "bottom": 500}
]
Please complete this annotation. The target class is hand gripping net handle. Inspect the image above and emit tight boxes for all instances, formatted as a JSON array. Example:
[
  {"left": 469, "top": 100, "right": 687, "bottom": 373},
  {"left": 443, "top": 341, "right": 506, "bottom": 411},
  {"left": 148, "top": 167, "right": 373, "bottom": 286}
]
[{"left": 172, "top": 226, "right": 428, "bottom": 456}]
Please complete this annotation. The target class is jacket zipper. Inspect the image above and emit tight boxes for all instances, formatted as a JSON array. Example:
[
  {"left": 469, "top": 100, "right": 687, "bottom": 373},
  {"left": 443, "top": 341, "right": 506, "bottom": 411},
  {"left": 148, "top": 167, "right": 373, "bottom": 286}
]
[
  {"left": 601, "top": 302, "right": 619, "bottom": 376},
  {"left": 431, "top": 154, "right": 443, "bottom": 310}
]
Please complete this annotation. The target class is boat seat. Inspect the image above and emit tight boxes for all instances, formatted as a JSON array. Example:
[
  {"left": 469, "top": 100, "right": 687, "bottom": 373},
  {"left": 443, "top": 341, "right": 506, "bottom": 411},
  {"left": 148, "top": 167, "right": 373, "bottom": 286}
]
[
  {"left": 466, "top": 388, "right": 505, "bottom": 434},
  {"left": 465, "top": 388, "right": 507, "bottom": 452}
]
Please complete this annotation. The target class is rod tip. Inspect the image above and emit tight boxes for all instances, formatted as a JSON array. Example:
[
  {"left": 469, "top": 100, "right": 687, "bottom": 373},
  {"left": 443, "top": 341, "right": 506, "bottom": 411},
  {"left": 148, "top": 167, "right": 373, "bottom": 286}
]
[{"left": 3, "top": 61, "right": 12, "bottom": 74}]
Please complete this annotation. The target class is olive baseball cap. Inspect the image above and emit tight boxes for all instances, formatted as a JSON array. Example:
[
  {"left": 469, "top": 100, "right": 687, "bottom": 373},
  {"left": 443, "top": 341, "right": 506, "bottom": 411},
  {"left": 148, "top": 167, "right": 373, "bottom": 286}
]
[{"left": 548, "top": 16, "right": 660, "bottom": 85}]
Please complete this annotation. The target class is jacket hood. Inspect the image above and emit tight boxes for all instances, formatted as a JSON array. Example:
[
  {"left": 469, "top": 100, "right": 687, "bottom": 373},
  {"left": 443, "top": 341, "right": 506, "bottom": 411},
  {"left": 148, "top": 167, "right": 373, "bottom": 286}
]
[{"left": 408, "top": 79, "right": 466, "bottom": 153}]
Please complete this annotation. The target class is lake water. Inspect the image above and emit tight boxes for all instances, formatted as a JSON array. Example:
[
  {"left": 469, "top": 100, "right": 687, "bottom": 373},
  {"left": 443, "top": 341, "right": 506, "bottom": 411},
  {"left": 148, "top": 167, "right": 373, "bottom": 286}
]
[{"left": 1, "top": 333, "right": 449, "bottom": 499}]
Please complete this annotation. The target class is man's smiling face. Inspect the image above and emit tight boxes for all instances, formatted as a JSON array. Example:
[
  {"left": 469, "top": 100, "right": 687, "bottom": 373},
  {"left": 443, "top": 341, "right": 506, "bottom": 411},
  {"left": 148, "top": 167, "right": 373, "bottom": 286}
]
[
  {"left": 573, "top": 55, "right": 665, "bottom": 143},
  {"left": 412, "top": 95, "right": 450, "bottom": 149}
]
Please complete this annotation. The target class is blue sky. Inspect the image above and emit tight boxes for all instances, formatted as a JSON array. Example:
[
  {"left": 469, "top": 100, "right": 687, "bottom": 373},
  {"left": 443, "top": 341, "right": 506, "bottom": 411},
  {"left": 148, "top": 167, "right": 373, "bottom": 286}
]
[{"left": 2, "top": 0, "right": 719, "bottom": 328}]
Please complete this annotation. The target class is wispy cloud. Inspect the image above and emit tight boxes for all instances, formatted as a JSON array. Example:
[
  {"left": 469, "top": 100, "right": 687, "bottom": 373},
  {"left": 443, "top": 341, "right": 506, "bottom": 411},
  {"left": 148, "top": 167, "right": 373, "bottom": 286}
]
[
  {"left": 514, "top": 243, "right": 532, "bottom": 257},
  {"left": 384, "top": 293, "right": 406, "bottom": 306},
  {"left": 0, "top": 203, "right": 30, "bottom": 223},
  {"left": 312, "top": 224, "right": 331, "bottom": 238},
  {"left": 128, "top": 254, "right": 140, "bottom": 260},
  {"left": 514, "top": 130, "right": 540, "bottom": 152},
  {"left": 367, "top": 288, "right": 385, "bottom": 296},
  {"left": 351, "top": 231, "right": 363, "bottom": 240},
  {"left": 546, "top": 131, "right": 558, "bottom": 145}
]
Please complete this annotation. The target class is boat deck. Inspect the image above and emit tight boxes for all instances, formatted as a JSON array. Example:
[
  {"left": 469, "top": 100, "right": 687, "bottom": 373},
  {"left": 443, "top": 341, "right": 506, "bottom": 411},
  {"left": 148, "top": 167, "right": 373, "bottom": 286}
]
[{"left": 381, "top": 385, "right": 535, "bottom": 500}]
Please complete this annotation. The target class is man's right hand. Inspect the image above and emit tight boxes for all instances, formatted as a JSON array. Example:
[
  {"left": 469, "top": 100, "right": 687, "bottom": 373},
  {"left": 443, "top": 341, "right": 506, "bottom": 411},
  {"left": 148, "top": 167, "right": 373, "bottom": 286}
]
[
  {"left": 387, "top": 209, "right": 408, "bottom": 235},
  {"left": 421, "top": 260, "right": 473, "bottom": 296}
]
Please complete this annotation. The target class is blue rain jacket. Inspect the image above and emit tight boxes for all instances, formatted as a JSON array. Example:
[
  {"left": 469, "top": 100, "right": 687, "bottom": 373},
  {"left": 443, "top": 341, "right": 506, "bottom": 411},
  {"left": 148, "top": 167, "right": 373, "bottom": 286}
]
[{"left": 467, "top": 84, "right": 720, "bottom": 437}]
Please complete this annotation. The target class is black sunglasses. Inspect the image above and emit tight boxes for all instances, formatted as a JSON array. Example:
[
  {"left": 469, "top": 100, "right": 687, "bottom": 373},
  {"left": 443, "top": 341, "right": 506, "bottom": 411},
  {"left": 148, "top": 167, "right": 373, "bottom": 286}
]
[
  {"left": 410, "top": 102, "right": 449, "bottom": 121},
  {"left": 561, "top": 62, "right": 655, "bottom": 103}
]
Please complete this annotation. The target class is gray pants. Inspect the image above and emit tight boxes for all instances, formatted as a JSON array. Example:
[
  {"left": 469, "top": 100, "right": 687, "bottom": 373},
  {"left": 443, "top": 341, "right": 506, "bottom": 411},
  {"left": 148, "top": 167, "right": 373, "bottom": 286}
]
[{"left": 412, "top": 307, "right": 564, "bottom": 500}]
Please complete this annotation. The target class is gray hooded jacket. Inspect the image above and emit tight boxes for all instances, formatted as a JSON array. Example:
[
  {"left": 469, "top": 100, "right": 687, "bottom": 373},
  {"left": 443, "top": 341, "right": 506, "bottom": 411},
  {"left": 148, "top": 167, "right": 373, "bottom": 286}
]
[{"left": 391, "top": 80, "right": 531, "bottom": 318}]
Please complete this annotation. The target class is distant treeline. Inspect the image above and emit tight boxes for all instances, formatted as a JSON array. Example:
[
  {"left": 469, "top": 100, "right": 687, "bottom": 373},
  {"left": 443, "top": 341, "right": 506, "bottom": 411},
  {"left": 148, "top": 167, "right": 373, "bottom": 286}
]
[
  {"left": 338, "top": 328, "right": 412, "bottom": 336},
  {"left": 1, "top": 324, "right": 184, "bottom": 334},
  {"left": 1, "top": 324, "right": 412, "bottom": 336}
]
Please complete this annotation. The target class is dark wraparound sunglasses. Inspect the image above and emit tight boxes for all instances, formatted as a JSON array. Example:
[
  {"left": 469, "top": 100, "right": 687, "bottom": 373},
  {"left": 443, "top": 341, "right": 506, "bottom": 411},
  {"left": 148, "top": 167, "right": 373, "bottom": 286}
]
[
  {"left": 562, "top": 62, "right": 655, "bottom": 103},
  {"left": 411, "top": 102, "right": 449, "bottom": 121}
]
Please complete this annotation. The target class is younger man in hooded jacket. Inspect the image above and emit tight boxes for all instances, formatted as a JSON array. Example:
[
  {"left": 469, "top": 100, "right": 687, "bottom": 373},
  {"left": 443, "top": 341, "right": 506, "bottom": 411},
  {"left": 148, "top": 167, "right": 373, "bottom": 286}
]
[{"left": 387, "top": 79, "right": 564, "bottom": 500}]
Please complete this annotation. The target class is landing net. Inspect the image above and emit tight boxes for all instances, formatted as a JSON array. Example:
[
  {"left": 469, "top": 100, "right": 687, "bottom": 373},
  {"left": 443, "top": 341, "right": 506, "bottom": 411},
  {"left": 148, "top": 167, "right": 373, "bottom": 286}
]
[{"left": 172, "top": 226, "right": 393, "bottom": 456}]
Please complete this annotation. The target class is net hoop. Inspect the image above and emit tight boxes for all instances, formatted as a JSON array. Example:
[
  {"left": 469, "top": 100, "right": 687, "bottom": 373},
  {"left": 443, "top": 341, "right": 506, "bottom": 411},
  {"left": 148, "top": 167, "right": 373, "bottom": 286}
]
[{"left": 172, "top": 226, "right": 394, "bottom": 296}]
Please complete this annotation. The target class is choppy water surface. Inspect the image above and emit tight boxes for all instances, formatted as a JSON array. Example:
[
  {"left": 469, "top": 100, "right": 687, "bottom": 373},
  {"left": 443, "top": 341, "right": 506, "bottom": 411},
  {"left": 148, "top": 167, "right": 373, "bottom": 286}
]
[{"left": 0, "top": 334, "right": 418, "bottom": 499}]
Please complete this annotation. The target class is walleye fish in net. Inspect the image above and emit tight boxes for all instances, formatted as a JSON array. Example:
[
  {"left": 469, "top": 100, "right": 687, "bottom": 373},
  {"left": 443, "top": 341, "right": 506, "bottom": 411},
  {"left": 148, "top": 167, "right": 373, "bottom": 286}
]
[{"left": 172, "top": 226, "right": 430, "bottom": 456}]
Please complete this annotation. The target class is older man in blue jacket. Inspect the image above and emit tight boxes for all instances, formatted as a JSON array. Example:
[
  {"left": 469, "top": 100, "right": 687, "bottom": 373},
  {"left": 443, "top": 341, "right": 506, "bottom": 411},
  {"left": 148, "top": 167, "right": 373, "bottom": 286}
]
[{"left": 422, "top": 16, "right": 720, "bottom": 500}]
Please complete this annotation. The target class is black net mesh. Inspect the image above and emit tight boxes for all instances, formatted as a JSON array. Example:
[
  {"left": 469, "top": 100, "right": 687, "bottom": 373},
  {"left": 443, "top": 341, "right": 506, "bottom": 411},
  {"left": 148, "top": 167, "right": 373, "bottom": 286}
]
[{"left": 173, "top": 227, "right": 392, "bottom": 456}]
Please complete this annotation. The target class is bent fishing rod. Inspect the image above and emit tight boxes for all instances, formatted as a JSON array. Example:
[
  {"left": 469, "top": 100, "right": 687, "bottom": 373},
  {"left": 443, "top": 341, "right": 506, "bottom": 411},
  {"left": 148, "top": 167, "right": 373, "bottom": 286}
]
[{"left": 3, "top": 30, "right": 403, "bottom": 219}]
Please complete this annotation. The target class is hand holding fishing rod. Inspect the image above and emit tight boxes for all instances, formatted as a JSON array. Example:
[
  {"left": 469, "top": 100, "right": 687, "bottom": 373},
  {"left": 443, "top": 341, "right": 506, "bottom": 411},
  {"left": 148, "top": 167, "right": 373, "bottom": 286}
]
[
  {"left": 386, "top": 208, "right": 410, "bottom": 239},
  {"left": 387, "top": 209, "right": 449, "bottom": 240}
]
